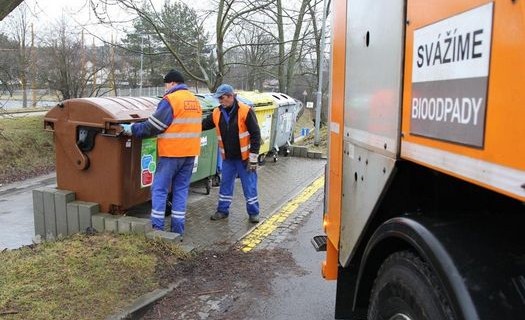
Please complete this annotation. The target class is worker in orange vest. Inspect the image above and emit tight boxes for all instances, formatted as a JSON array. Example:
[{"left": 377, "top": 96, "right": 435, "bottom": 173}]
[
  {"left": 202, "top": 84, "right": 261, "bottom": 223},
  {"left": 121, "top": 70, "right": 202, "bottom": 235}
]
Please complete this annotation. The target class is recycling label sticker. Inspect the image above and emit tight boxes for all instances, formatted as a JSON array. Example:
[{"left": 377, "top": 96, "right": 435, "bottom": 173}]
[{"left": 140, "top": 137, "right": 157, "bottom": 188}]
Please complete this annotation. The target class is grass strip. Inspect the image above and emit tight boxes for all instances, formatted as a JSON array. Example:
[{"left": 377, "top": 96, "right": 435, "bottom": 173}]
[{"left": 0, "top": 233, "right": 188, "bottom": 320}]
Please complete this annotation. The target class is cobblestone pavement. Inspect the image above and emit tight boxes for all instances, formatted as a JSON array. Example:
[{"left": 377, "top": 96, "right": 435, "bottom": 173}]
[{"left": 127, "top": 156, "right": 326, "bottom": 250}]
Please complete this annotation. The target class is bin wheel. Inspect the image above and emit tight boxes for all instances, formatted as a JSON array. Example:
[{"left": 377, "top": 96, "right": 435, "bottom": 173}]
[
  {"left": 206, "top": 177, "right": 212, "bottom": 195},
  {"left": 284, "top": 147, "right": 290, "bottom": 157},
  {"left": 258, "top": 154, "right": 266, "bottom": 165},
  {"left": 273, "top": 155, "right": 278, "bottom": 162},
  {"left": 212, "top": 174, "right": 221, "bottom": 187}
]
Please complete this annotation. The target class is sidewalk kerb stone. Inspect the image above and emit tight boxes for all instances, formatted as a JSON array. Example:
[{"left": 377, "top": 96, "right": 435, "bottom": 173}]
[{"left": 106, "top": 280, "right": 184, "bottom": 320}]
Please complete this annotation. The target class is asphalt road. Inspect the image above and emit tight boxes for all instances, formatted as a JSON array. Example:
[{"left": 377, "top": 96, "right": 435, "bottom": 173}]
[{"left": 248, "top": 189, "right": 337, "bottom": 320}]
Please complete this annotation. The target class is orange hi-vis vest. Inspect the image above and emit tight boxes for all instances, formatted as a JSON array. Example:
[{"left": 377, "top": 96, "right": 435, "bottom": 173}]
[
  {"left": 158, "top": 90, "right": 202, "bottom": 157},
  {"left": 212, "top": 101, "right": 251, "bottom": 160}
]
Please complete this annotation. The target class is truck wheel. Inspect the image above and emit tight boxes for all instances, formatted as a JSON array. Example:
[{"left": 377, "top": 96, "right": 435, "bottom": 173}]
[{"left": 369, "top": 251, "right": 455, "bottom": 320}]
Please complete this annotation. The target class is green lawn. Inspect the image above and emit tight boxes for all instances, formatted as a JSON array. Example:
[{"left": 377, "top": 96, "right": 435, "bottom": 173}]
[
  {"left": 0, "top": 116, "right": 55, "bottom": 184},
  {"left": 0, "top": 233, "right": 189, "bottom": 320}
]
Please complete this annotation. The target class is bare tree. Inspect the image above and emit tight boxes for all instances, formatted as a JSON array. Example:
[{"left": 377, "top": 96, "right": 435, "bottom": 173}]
[
  {"left": 39, "top": 17, "right": 112, "bottom": 100},
  {"left": 227, "top": 20, "right": 278, "bottom": 91},
  {"left": 270, "top": 0, "right": 322, "bottom": 94},
  {"left": 118, "top": 1, "right": 209, "bottom": 89},
  {"left": 0, "top": 33, "right": 18, "bottom": 99},
  {"left": 229, "top": 0, "right": 323, "bottom": 95},
  {"left": 3, "top": 2, "right": 32, "bottom": 107},
  {"left": 308, "top": 0, "right": 331, "bottom": 121},
  {"left": 90, "top": 0, "right": 277, "bottom": 91},
  {"left": 90, "top": 0, "right": 216, "bottom": 89}
]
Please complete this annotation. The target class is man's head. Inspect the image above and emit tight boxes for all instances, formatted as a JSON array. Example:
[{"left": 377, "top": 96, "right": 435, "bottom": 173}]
[
  {"left": 213, "top": 84, "right": 235, "bottom": 107},
  {"left": 163, "top": 69, "right": 184, "bottom": 90}
]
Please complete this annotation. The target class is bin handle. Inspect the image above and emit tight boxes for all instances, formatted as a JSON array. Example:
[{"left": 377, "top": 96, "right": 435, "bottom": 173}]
[{"left": 54, "top": 122, "right": 90, "bottom": 170}]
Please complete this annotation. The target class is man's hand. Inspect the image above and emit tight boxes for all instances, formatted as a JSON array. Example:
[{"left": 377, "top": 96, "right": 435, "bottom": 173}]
[
  {"left": 120, "top": 124, "right": 133, "bottom": 136},
  {"left": 248, "top": 153, "right": 258, "bottom": 172}
]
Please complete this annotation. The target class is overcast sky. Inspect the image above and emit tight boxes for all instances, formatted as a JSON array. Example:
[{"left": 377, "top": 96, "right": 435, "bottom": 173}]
[{"left": 2, "top": 0, "right": 211, "bottom": 44}]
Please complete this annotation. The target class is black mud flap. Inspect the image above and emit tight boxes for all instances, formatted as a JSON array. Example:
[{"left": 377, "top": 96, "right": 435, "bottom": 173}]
[{"left": 311, "top": 235, "right": 327, "bottom": 252}]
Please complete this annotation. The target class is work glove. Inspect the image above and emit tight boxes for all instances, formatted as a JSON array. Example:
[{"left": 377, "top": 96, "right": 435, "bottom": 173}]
[
  {"left": 248, "top": 153, "right": 258, "bottom": 172},
  {"left": 120, "top": 123, "right": 133, "bottom": 136}
]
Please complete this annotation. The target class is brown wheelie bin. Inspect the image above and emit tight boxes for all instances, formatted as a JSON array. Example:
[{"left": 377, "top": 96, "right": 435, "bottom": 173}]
[{"left": 44, "top": 97, "right": 160, "bottom": 213}]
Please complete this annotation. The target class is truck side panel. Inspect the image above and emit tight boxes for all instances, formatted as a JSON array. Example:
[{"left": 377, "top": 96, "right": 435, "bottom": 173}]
[
  {"left": 401, "top": 0, "right": 525, "bottom": 201},
  {"left": 339, "top": 0, "right": 405, "bottom": 267}
]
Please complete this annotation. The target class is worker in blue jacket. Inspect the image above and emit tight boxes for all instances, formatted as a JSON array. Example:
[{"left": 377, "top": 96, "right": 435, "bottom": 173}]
[
  {"left": 202, "top": 84, "right": 262, "bottom": 223},
  {"left": 121, "top": 70, "right": 202, "bottom": 235}
]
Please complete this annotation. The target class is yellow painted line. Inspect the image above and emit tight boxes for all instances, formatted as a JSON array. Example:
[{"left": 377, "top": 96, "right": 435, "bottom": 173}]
[{"left": 240, "top": 175, "right": 325, "bottom": 252}]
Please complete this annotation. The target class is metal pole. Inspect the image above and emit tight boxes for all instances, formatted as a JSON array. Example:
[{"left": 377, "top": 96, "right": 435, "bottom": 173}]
[
  {"left": 314, "top": 0, "right": 328, "bottom": 146},
  {"left": 139, "top": 36, "right": 144, "bottom": 96}
]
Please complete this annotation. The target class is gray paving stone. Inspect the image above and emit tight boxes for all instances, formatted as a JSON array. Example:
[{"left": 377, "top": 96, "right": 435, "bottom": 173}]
[
  {"left": 104, "top": 216, "right": 119, "bottom": 233},
  {"left": 146, "top": 230, "right": 181, "bottom": 242},
  {"left": 126, "top": 156, "right": 325, "bottom": 251},
  {"left": 32, "top": 189, "right": 46, "bottom": 237},
  {"left": 54, "top": 190, "right": 75, "bottom": 238},
  {"left": 43, "top": 189, "right": 57, "bottom": 239},
  {"left": 66, "top": 203, "right": 80, "bottom": 235},
  {"left": 91, "top": 213, "right": 113, "bottom": 233}
]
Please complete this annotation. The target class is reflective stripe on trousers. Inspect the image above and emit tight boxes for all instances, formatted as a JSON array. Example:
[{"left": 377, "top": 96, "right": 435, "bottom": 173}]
[
  {"left": 217, "top": 159, "right": 259, "bottom": 216},
  {"left": 151, "top": 156, "right": 195, "bottom": 234}
]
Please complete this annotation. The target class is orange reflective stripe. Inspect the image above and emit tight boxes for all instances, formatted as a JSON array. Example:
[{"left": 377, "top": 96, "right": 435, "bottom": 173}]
[{"left": 159, "top": 90, "right": 202, "bottom": 157}]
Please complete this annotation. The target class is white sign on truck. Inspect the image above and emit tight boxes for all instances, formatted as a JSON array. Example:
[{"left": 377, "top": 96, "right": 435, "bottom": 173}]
[{"left": 410, "top": 3, "right": 493, "bottom": 147}]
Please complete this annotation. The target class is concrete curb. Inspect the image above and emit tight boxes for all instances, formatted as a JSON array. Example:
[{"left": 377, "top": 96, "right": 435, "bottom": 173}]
[
  {"left": 106, "top": 279, "right": 185, "bottom": 320},
  {"left": 290, "top": 129, "right": 327, "bottom": 159}
]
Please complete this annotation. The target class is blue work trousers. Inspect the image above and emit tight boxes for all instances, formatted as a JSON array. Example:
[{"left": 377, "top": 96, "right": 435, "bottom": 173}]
[
  {"left": 217, "top": 159, "right": 259, "bottom": 216},
  {"left": 150, "top": 156, "right": 195, "bottom": 234}
]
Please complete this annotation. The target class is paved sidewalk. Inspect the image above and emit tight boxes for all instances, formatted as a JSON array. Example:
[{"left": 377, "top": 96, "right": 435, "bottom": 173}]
[
  {"left": 0, "top": 173, "right": 56, "bottom": 250},
  {"left": 127, "top": 156, "right": 326, "bottom": 250},
  {"left": 0, "top": 156, "right": 325, "bottom": 250}
]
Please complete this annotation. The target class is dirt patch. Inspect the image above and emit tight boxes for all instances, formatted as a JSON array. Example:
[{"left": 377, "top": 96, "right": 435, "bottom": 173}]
[{"left": 141, "top": 247, "right": 305, "bottom": 320}]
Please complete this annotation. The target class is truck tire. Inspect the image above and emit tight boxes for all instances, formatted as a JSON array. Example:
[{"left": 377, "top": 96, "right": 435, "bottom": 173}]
[{"left": 369, "top": 251, "right": 455, "bottom": 320}]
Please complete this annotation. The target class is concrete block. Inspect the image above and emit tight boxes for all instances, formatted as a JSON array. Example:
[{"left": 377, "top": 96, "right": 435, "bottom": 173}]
[
  {"left": 291, "top": 145, "right": 308, "bottom": 157},
  {"left": 91, "top": 213, "right": 113, "bottom": 233},
  {"left": 66, "top": 203, "right": 80, "bottom": 235},
  {"left": 119, "top": 216, "right": 150, "bottom": 235},
  {"left": 43, "top": 189, "right": 57, "bottom": 239},
  {"left": 117, "top": 216, "right": 133, "bottom": 234},
  {"left": 138, "top": 219, "right": 153, "bottom": 234},
  {"left": 74, "top": 201, "right": 99, "bottom": 233},
  {"left": 146, "top": 230, "right": 181, "bottom": 242},
  {"left": 104, "top": 215, "right": 119, "bottom": 233},
  {"left": 32, "top": 189, "right": 46, "bottom": 237},
  {"left": 299, "top": 146, "right": 309, "bottom": 157},
  {"left": 54, "top": 190, "right": 75, "bottom": 238}
]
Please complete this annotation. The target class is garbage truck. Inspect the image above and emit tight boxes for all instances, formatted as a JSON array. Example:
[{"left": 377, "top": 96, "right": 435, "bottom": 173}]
[{"left": 312, "top": 0, "right": 525, "bottom": 319}]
